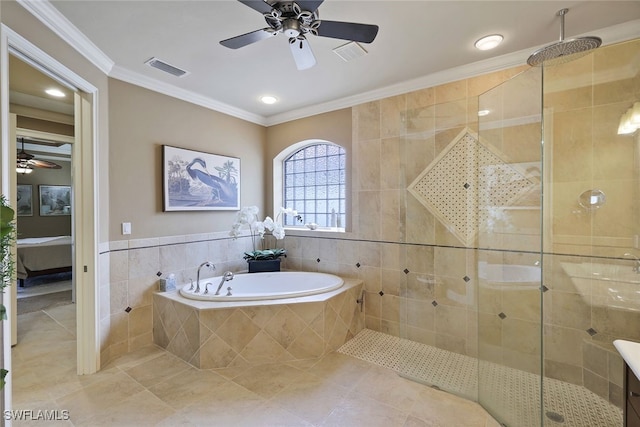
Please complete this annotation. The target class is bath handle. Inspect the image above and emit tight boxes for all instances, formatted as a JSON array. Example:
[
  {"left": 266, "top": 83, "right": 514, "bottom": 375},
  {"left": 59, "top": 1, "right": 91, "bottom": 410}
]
[
  {"left": 631, "top": 391, "right": 640, "bottom": 398},
  {"left": 226, "top": 286, "right": 233, "bottom": 296},
  {"left": 188, "top": 278, "right": 194, "bottom": 291}
]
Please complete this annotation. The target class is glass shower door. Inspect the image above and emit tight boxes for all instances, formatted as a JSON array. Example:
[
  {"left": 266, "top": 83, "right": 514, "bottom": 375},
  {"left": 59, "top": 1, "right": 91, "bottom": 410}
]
[{"left": 477, "top": 66, "right": 544, "bottom": 426}]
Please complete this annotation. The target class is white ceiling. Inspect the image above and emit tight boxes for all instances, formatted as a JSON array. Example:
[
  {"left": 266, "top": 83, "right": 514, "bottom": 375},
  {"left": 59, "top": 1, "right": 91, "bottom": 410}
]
[{"left": 21, "top": 0, "right": 640, "bottom": 125}]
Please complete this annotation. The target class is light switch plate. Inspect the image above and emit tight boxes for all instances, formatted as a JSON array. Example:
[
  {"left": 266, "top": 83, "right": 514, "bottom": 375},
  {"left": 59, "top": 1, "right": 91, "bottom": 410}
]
[{"left": 122, "top": 222, "right": 131, "bottom": 235}]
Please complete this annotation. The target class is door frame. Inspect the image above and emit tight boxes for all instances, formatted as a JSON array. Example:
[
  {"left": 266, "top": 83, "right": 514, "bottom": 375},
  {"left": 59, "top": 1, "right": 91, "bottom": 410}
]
[{"left": 0, "top": 23, "right": 100, "bottom": 410}]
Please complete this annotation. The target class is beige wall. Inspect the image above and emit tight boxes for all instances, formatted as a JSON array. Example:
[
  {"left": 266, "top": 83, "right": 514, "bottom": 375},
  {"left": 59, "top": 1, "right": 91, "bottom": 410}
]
[
  {"left": 1, "top": 0, "right": 111, "bottom": 242},
  {"left": 108, "top": 79, "right": 266, "bottom": 240}
]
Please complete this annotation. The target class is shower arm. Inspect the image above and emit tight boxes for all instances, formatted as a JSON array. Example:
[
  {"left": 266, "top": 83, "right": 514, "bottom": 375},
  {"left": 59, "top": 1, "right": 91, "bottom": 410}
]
[{"left": 558, "top": 8, "right": 567, "bottom": 42}]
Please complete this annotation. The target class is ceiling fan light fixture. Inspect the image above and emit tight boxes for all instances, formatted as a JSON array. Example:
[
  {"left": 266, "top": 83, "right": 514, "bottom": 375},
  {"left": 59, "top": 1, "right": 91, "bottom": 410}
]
[
  {"left": 16, "top": 163, "right": 33, "bottom": 174},
  {"left": 474, "top": 34, "right": 504, "bottom": 51},
  {"left": 260, "top": 95, "right": 278, "bottom": 105}
]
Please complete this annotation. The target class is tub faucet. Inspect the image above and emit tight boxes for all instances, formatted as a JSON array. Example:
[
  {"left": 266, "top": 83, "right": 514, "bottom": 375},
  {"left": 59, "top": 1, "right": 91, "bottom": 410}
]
[
  {"left": 623, "top": 253, "right": 640, "bottom": 273},
  {"left": 215, "top": 271, "right": 234, "bottom": 295},
  {"left": 196, "top": 261, "right": 215, "bottom": 293}
]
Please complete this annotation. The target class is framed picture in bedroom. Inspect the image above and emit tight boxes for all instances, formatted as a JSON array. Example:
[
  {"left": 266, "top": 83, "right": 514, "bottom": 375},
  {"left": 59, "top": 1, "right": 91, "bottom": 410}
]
[
  {"left": 16, "top": 184, "right": 33, "bottom": 216},
  {"left": 39, "top": 185, "right": 71, "bottom": 216},
  {"left": 162, "top": 145, "right": 240, "bottom": 211}
]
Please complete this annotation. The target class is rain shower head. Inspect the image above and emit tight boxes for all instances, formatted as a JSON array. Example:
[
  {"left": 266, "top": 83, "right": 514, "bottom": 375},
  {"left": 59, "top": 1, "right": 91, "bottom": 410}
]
[{"left": 527, "top": 8, "right": 602, "bottom": 67}]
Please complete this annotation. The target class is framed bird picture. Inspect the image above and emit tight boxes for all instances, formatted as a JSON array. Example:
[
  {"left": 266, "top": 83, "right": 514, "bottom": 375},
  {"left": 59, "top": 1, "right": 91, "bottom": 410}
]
[{"left": 162, "top": 145, "right": 240, "bottom": 211}]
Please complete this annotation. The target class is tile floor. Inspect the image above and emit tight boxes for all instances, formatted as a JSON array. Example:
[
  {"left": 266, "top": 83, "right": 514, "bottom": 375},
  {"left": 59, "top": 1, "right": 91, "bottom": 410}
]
[{"left": 12, "top": 303, "right": 499, "bottom": 426}]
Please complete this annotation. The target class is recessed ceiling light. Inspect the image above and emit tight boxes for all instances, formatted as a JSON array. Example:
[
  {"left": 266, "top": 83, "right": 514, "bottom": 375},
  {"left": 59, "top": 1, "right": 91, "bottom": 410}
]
[
  {"left": 45, "top": 88, "right": 65, "bottom": 98},
  {"left": 474, "top": 34, "right": 504, "bottom": 51},
  {"left": 260, "top": 95, "right": 278, "bottom": 105},
  {"left": 478, "top": 109, "right": 491, "bottom": 117}
]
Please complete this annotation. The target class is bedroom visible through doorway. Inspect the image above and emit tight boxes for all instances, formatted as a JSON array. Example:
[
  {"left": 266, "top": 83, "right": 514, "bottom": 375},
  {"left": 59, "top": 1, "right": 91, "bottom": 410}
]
[{"left": 9, "top": 53, "right": 76, "bottom": 330}]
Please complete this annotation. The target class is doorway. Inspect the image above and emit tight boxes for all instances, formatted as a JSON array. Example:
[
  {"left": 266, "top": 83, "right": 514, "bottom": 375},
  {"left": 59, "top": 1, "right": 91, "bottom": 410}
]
[
  {"left": 1, "top": 24, "right": 100, "bottom": 417},
  {"left": 10, "top": 54, "right": 75, "bottom": 320}
]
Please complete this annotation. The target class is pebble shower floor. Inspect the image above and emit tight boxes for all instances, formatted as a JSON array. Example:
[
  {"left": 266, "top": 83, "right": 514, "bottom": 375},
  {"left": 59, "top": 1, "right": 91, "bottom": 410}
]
[{"left": 338, "top": 329, "right": 622, "bottom": 427}]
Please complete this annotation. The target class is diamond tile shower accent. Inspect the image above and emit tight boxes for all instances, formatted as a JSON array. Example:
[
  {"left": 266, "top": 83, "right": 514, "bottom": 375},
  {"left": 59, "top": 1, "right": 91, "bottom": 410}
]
[{"left": 407, "top": 128, "right": 538, "bottom": 246}]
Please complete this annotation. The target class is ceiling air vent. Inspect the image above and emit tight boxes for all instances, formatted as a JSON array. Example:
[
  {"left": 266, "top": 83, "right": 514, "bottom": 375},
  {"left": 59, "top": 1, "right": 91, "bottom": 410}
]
[
  {"left": 333, "top": 42, "right": 368, "bottom": 62},
  {"left": 144, "top": 57, "right": 190, "bottom": 77}
]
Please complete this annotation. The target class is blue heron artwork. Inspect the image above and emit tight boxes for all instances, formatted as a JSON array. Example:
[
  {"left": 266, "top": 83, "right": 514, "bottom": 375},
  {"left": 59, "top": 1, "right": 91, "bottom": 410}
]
[{"left": 163, "top": 145, "right": 240, "bottom": 211}]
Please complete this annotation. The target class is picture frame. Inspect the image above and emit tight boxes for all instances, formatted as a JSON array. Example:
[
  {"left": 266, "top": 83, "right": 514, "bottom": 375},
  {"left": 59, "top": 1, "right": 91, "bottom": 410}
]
[
  {"left": 162, "top": 145, "right": 240, "bottom": 211},
  {"left": 16, "top": 184, "right": 33, "bottom": 217},
  {"left": 39, "top": 185, "right": 71, "bottom": 216}
]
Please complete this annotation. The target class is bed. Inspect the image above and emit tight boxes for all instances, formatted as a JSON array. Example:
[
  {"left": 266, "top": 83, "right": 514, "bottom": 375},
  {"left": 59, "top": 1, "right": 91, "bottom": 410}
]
[{"left": 16, "top": 236, "right": 73, "bottom": 285}]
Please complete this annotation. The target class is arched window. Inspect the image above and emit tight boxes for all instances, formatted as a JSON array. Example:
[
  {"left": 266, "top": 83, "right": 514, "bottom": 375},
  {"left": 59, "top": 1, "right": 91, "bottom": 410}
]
[{"left": 281, "top": 142, "right": 346, "bottom": 228}]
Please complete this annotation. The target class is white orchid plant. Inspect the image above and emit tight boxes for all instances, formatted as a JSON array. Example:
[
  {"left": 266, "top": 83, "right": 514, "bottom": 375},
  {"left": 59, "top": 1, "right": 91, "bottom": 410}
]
[{"left": 229, "top": 206, "right": 300, "bottom": 261}]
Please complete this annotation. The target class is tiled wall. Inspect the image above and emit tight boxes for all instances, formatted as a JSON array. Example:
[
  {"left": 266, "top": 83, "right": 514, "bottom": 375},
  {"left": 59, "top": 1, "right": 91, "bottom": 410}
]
[{"left": 101, "top": 233, "right": 254, "bottom": 365}]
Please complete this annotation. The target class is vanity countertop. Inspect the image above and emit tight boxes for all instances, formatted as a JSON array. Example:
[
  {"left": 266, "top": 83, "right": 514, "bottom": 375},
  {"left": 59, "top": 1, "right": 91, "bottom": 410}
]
[{"left": 614, "top": 339, "right": 640, "bottom": 380}]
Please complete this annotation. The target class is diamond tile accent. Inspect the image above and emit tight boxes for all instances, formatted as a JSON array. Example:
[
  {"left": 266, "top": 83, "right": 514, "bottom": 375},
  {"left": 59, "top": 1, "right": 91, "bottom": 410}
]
[
  {"left": 463, "top": 276, "right": 470, "bottom": 282},
  {"left": 317, "top": 258, "right": 321, "bottom": 263},
  {"left": 432, "top": 300, "right": 438, "bottom": 307},
  {"left": 378, "top": 291, "right": 384, "bottom": 296},
  {"left": 153, "top": 282, "right": 365, "bottom": 369},
  {"left": 216, "top": 311, "right": 261, "bottom": 353},
  {"left": 541, "top": 285, "right": 549, "bottom": 292},
  {"left": 407, "top": 128, "right": 537, "bottom": 246},
  {"left": 356, "top": 262, "right": 361, "bottom": 268},
  {"left": 498, "top": 312, "right": 507, "bottom": 319},
  {"left": 587, "top": 328, "right": 598, "bottom": 337},
  {"left": 125, "top": 306, "right": 132, "bottom": 313}
]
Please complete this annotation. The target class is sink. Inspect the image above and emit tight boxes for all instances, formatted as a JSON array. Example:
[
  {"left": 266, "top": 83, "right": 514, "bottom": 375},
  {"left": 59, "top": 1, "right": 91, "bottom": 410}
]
[{"left": 478, "top": 261, "right": 541, "bottom": 290}]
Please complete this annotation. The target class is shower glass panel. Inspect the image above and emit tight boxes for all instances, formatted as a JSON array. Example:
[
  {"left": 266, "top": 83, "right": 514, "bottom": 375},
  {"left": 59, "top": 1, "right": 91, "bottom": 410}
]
[
  {"left": 539, "top": 38, "right": 640, "bottom": 427},
  {"left": 477, "top": 66, "right": 543, "bottom": 426},
  {"left": 476, "top": 37, "right": 640, "bottom": 426},
  {"left": 394, "top": 37, "right": 638, "bottom": 427}
]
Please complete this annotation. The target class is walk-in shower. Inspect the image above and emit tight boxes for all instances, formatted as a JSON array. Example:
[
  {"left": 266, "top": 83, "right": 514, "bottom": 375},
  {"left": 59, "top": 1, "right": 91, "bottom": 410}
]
[{"left": 389, "top": 37, "right": 640, "bottom": 426}]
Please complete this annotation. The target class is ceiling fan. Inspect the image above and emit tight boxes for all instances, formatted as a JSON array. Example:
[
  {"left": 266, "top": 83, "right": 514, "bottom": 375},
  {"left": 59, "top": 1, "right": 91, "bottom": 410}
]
[
  {"left": 17, "top": 137, "right": 62, "bottom": 174},
  {"left": 220, "top": 0, "right": 379, "bottom": 70}
]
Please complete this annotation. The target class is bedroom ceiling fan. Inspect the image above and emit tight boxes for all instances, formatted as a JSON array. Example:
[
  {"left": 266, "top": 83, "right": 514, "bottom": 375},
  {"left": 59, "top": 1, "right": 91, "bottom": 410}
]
[
  {"left": 16, "top": 137, "right": 62, "bottom": 174},
  {"left": 220, "top": 0, "right": 379, "bottom": 70}
]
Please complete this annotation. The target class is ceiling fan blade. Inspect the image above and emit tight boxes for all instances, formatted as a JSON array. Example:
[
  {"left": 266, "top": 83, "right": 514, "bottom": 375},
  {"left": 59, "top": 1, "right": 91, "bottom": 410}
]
[
  {"left": 237, "top": 0, "right": 273, "bottom": 14},
  {"left": 220, "top": 28, "right": 276, "bottom": 49},
  {"left": 289, "top": 37, "right": 316, "bottom": 70},
  {"left": 27, "top": 159, "right": 62, "bottom": 169},
  {"left": 296, "top": 0, "right": 324, "bottom": 12},
  {"left": 316, "top": 21, "right": 379, "bottom": 43}
]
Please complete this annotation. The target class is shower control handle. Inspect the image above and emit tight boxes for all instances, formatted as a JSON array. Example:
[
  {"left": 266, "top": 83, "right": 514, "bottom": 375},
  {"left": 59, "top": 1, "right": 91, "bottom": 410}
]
[{"left": 630, "top": 391, "right": 640, "bottom": 398}]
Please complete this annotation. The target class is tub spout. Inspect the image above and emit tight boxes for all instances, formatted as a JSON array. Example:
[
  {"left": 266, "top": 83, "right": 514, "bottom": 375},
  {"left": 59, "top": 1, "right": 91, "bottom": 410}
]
[
  {"left": 203, "top": 283, "right": 213, "bottom": 295},
  {"left": 196, "top": 261, "right": 215, "bottom": 293},
  {"left": 215, "top": 271, "right": 234, "bottom": 295},
  {"left": 623, "top": 253, "right": 640, "bottom": 273}
]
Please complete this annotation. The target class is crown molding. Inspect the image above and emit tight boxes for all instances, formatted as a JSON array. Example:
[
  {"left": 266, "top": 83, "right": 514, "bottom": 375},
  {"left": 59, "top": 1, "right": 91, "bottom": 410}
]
[
  {"left": 17, "top": 0, "right": 114, "bottom": 74},
  {"left": 265, "top": 19, "right": 640, "bottom": 126},
  {"left": 108, "top": 65, "right": 267, "bottom": 126},
  {"left": 264, "top": 49, "right": 529, "bottom": 126},
  {"left": 17, "top": 1, "right": 640, "bottom": 128}
]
